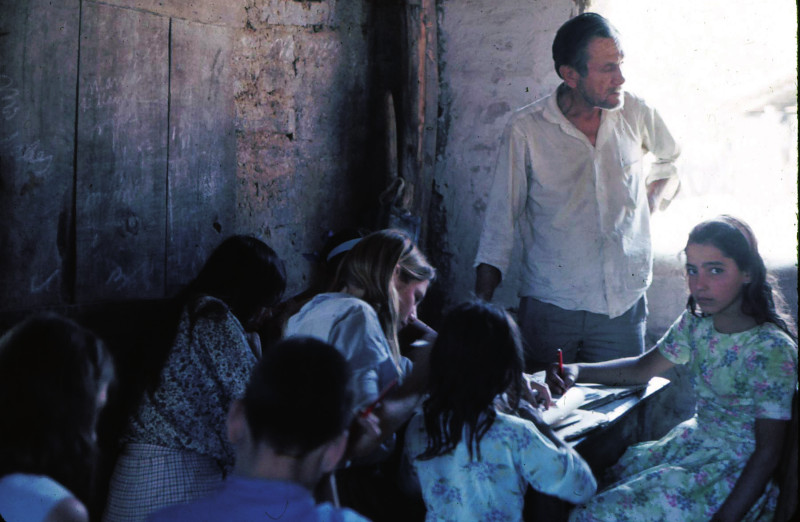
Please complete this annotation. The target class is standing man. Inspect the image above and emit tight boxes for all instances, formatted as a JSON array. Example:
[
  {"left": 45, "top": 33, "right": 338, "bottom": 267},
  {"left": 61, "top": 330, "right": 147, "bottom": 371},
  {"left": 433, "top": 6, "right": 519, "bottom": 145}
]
[{"left": 474, "top": 13, "right": 680, "bottom": 371}]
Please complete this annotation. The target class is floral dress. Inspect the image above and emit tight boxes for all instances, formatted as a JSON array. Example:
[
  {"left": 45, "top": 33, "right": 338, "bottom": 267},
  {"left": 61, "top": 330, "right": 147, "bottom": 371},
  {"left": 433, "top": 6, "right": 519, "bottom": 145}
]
[
  {"left": 570, "top": 311, "right": 797, "bottom": 522},
  {"left": 405, "top": 411, "right": 597, "bottom": 522}
]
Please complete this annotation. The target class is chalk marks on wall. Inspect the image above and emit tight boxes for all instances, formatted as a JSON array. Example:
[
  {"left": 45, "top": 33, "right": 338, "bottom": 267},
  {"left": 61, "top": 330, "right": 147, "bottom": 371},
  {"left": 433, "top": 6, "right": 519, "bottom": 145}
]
[{"left": 0, "top": 75, "right": 55, "bottom": 181}]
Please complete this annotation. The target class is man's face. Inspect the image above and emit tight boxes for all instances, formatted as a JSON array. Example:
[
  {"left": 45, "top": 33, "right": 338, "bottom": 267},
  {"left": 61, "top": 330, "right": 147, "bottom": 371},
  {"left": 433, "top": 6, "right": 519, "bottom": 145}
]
[{"left": 575, "top": 37, "right": 625, "bottom": 109}]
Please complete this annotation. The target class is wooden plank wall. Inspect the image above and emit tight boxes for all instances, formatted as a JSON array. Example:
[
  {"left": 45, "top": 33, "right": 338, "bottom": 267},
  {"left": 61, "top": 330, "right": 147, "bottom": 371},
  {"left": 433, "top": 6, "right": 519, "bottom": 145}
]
[
  {"left": 0, "top": 0, "right": 236, "bottom": 312},
  {"left": 0, "top": 0, "right": 80, "bottom": 307},
  {"left": 76, "top": 3, "right": 169, "bottom": 301},
  {"left": 167, "top": 20, "right": 235, "bottom": 296}
]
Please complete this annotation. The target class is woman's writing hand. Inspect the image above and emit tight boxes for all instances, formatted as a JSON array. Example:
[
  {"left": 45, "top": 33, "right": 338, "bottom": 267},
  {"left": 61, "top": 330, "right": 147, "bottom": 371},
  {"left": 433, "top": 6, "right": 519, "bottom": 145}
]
[
  {"left": 345, "top": 412, "right": 382, "bottom": 460},
  {"left": 546, "top": 363, "right": 578, "bottom": 396}
]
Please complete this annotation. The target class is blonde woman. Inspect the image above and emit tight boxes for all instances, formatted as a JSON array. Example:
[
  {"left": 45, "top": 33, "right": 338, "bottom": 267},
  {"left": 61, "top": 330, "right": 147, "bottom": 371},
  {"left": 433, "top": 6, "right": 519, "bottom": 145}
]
[{"left": 286, "top": 228, "right": 436, "bottom": 461}]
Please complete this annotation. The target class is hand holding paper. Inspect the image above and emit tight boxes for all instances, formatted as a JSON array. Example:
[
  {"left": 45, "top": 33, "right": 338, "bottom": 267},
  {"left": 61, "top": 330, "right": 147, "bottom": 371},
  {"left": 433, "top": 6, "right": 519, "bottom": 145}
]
[{"left": 523, "top": 374, "right": 554, "bottom": 410}]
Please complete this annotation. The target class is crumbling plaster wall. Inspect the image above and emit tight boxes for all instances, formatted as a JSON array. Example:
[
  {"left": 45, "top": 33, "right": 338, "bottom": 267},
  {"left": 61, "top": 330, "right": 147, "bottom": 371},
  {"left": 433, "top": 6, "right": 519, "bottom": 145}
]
[
  {"left": 0, "top": 0, "right": 378, "bottom": 309},
  {"left": 431, "top": 0, "right": 577, "bottom": 312},
  {"left": 233, "top": 1, "right": 373, "bottom": 296}
]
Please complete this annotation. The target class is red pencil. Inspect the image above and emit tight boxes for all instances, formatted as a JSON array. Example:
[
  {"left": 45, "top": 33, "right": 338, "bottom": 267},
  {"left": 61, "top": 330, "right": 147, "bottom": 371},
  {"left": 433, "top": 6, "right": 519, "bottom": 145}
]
[
  {"left": 558, "top": 348, "right": 564, "bottom": 377},
  {"left": 360, "top": 378, "right": 398, "bottom": 417}
]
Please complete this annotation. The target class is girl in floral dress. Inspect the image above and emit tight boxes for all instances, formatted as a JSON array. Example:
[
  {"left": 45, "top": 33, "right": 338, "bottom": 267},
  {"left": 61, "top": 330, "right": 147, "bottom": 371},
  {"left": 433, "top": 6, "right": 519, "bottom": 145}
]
[
  {"left": 548, "top": 215, "right": 797, "bottom": 521},
  {"left": 405, "top": 300, "right": 597, "bottom": 521}
]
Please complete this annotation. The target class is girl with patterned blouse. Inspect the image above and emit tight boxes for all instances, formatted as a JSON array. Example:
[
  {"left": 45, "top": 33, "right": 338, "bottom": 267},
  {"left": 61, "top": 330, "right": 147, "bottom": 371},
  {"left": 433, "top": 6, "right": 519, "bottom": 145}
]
[
  {"left": 103, "top": 236, "right": 286, "bottom": 522},
  {"left": 405, "top": 300, "right": 596, "bottom": 521},
  {"left": 549, "top": 215, "right": 797, "bottom": 521}
]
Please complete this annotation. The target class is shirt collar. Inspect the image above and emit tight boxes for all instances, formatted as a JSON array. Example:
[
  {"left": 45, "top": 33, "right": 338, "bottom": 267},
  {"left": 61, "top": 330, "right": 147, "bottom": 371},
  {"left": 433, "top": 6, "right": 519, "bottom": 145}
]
[{"left": 543, "top": 84, "right": 624, "bottom": 130}]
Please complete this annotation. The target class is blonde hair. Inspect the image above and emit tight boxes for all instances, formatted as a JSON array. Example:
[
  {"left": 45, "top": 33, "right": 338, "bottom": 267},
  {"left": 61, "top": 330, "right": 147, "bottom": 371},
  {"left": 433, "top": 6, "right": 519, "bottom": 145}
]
[{"left": 335, "top": 229, "right": 435, "bottom": 370}]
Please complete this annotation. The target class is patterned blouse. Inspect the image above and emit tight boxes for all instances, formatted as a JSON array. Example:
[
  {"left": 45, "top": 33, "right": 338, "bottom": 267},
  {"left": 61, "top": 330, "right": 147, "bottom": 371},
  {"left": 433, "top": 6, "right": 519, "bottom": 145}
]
[{"left": 124, "top": 295, "right": 257, "bottom": 473}]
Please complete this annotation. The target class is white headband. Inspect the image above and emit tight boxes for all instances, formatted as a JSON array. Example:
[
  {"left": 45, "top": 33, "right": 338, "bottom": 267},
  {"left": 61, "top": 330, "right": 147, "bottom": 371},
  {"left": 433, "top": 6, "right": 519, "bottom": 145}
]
[{"left": 326, "top": 238, "right": 362, "bottom": 263}]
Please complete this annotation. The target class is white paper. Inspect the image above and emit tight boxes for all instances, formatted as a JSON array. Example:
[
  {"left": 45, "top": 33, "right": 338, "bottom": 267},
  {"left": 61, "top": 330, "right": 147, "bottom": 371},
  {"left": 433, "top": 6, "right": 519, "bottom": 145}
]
[{"left": 540, "top": 387, "right": 586, "bottom": 425}]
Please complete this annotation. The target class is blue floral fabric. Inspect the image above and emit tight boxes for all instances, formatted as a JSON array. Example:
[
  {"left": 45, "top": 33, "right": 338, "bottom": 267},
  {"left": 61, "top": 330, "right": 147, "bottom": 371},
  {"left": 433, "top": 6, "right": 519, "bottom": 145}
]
[{"left": 405, "top": 411, "right": 596, "bottom": 521}]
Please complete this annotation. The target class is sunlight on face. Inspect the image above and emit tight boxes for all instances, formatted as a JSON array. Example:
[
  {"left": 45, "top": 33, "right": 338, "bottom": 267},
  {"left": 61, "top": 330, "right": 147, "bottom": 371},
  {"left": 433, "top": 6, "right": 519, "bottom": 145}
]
[{"left": 577, "top": 37, "right": 626, "bottom": 109}]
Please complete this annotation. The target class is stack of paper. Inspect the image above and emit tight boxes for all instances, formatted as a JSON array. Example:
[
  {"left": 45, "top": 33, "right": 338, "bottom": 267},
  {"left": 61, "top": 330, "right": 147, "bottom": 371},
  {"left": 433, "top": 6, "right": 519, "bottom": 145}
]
[
  {"left": 555, "top": 410, "right": 610, "bottom": 441},
  {"left": 532, "top": 381, "right": 650, "bottom": 441},
  {"left": 578, "top": 383, "right": 647, "bottom": 410},
  {"left": 540, "top": 382, "right": 645, "bottom": 441}
]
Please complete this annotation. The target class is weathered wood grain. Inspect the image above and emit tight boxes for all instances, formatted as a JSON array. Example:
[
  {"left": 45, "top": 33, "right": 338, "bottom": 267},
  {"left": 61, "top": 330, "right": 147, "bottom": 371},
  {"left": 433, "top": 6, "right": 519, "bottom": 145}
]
[
  {"left": 75, "top": 3, "right": 169, "bottom": 301},
  {"left": 99, "top": 0, "right": 245, "bottom": 28},
  {"left": 166, "top": 19, "right": 236, "bottom": 294},
  {"left": 0, "top": 0, "right": 80, "bottom": 311},
  {"left": 399, "top": 0, "right": 438, "bottom": 245}
]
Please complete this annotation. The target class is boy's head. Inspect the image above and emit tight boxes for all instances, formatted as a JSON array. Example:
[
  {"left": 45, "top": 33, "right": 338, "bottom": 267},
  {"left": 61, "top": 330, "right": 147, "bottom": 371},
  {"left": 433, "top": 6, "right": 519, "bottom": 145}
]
[{"left": 234, "top": 336, "right": 353, "bottom": 458}]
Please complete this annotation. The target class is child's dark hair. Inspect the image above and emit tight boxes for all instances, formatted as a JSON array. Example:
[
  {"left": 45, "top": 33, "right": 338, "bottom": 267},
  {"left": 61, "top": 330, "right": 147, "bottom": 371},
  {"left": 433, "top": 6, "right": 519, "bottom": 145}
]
[
  {"left": 686, "top": 215, "right": 796, "bottom": 339},
  {"left": 0, "top": 313, "right": 114, "bottom": 503},
  {"left": 145, "top": 235, "right": 287, "bottom": 395},
  {"left": 183, "top": 234, "right": 287, "bottom": 325},
  {"left": 417, "top": 300, "right": 525, "bottom": 461},
  {"left": 243, "top": 336, "right": 354, "bottom": 456}
]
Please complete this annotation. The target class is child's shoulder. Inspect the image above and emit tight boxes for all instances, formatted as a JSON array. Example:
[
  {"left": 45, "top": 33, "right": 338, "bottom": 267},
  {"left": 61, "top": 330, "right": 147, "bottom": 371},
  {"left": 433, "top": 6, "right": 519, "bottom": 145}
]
[
  {"left": 291, "top": 293, "right": 378, "bottom": 328},
  {"left": 305, "top": 293, "right": 375, "bottom": 316},
  {"left": 753, "top": 323, "right": 798, "bottom": 364},
  {"left": 756, "top": 322, "right": 797, "bottom": 346},
  {"left": 491, "top": 410, "right": 543, "bottom": 437},
  {"left": 187, "top": 295, "right": 230, "bottom": 321}
]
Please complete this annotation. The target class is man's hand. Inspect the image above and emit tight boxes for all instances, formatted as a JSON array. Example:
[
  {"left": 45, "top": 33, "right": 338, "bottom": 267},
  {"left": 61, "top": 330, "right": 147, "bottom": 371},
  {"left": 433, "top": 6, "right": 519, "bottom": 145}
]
[
  {"left": 646, "top": 178, "right": 671, "bottom": 213},
  {"left": 475, "top": 264, "right": 502, "bottom": 301}
]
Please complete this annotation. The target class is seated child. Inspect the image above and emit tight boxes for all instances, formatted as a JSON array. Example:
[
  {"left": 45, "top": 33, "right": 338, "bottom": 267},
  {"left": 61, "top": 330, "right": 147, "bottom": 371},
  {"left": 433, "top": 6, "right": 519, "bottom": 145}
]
[
  {"left": 104, "top": 235, "right": 287, "bottom": 522},
  {"left": 147, "top": 336, "right": 370, "bottom": 522},
  {"left": 404, "top": 301, "right": 596, "bottom": 521},
  {"left": 0, "top": 313, "right": 115, "bottom": 522},
  {"left": 549, "top": 215, "right": 798, "bottom": 521}
]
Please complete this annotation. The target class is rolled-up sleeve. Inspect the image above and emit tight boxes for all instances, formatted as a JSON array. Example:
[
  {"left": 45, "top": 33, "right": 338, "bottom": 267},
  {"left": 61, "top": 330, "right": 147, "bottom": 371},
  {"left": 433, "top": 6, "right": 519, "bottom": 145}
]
[{"left": 641, "top": 104, "right": 681, "bottom": 204}]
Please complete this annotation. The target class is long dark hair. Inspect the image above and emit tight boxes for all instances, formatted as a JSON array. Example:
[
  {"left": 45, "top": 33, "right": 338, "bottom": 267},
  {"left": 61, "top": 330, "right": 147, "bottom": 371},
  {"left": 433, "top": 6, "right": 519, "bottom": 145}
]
[
  {"left": 686, "top": 215, "right": 796, "bottom": 339},
  {"left": 416, "top": 301, "right": 525, "bottom": 461},
  {"left": 0, "top": 313, "right": 114, "bottom": 503},
  {"left": 179, "top": 235, "right": 287, "bottom": 327},
  {"left": 143, "top": 235, "right": 287, "bottom": 394}
]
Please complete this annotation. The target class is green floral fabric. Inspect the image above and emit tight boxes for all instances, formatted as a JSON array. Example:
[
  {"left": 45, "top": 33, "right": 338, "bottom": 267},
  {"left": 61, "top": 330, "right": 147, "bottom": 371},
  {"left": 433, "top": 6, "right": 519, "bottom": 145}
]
[{"left": 571, "top": 311, "right": 797, "bottom": 522}]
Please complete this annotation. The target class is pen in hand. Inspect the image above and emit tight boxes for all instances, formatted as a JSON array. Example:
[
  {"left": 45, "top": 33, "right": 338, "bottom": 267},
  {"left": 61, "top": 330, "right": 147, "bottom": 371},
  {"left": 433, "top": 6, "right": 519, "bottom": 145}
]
[
  {"left": 558, "top": 348, "right": 564, "bottom": 378},
  {"left": 360, "top": 378, "right": 398, "bottom": 418}
]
